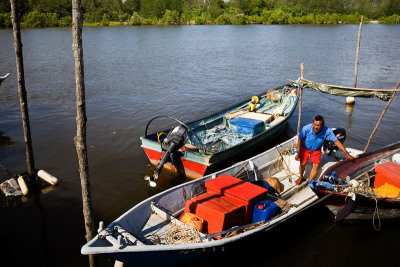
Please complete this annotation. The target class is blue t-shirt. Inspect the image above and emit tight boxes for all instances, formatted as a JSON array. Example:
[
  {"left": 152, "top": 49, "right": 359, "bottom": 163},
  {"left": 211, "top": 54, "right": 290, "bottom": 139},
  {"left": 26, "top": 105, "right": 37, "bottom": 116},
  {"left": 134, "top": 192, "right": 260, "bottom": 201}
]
[{"left": 298, "top": 124, "right": 338, "bottom": 152}]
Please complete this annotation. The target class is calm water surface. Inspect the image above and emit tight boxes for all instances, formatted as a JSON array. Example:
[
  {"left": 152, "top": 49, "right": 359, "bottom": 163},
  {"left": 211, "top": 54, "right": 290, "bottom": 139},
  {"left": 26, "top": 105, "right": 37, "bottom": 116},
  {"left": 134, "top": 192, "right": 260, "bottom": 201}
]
[{"left": 0, "top": 25, "right": 400, "bottom": 267}]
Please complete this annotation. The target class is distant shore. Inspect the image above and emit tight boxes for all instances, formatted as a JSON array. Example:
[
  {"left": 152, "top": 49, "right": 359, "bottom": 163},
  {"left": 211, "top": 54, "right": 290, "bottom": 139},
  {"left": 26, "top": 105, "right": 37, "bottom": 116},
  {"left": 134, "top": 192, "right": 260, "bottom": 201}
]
[{"left": 1, "top": 12, "right": 399, "bottom": 29}]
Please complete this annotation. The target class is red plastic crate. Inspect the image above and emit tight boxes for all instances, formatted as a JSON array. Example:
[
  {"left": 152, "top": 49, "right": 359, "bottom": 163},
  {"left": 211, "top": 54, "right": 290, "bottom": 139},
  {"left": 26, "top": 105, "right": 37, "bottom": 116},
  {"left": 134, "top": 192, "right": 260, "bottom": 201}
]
[
  {"left": 374, "top": 161, "right": 400, "bottom": 188},
  {"left": 184, "top": 192, "right": 245, "bottom": 235},
  {"left": 205, "top": 175, "right": 268, "bottom": 223}
]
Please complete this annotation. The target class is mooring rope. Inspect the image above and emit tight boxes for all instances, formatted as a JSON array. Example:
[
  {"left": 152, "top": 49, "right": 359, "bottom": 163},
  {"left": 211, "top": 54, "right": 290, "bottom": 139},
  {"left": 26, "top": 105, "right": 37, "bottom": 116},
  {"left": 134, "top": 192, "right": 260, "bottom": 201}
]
[{"left": 164, "top": 227, "right": 201, "bottom": 244}]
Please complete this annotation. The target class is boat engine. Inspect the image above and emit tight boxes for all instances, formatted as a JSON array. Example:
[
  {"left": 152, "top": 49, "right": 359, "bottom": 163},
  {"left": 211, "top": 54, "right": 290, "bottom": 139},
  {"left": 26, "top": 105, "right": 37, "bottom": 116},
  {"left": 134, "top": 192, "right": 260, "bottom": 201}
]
[
  {"left": 323, "top": 128, "right": 346, "bottom": 155},
  {"left": 145, "top": 125, "right": 188, "bottom": 187}
]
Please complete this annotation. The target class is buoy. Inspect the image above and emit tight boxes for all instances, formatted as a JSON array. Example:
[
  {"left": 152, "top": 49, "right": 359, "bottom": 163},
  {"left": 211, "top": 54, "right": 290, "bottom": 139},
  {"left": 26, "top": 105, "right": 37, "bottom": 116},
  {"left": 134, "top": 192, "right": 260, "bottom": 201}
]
[
  {"left": 346, "top": 96, "right": 355, "bottom": 104},
  {"left": 392, "top": 153, "right": 400, "bottom": 164},
  {"left": 248, "top": 102, "right": 256, "bottom": 111},
  {"left": 37, "top": 170, "right": 59, "bottom": 185},
  {"left": 251, "top": 96, "right": 259, "bottom": 104},
  {"left": 17, "top": 176, "right": 29, "bottom": 195},
  {"left": 114, "top": 260, "right": 124, "bottom": 267}
]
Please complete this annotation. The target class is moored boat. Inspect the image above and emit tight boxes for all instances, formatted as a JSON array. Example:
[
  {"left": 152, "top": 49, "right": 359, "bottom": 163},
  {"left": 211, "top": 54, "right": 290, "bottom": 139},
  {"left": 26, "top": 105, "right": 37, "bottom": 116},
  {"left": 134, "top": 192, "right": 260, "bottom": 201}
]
[
  {"left": 310, "top": 141, "right": 400, "bottom": 224},
  {"left": 140, "top": 83, "right": 299, "bottom": 182},
  {"left": 82, "top": 136, "right": 355, "bottom": 266}
]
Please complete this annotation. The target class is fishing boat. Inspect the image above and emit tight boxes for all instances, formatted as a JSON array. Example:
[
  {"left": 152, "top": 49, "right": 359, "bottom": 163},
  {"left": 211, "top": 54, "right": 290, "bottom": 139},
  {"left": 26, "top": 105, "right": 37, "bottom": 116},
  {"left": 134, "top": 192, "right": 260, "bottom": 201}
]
[
  {"left": 140, "top": 83, "right": 299, "bottom": 182},
  {"left": 82, "top": 135, "right": 357, "bottom": 266},
  {"left": 310, "top": 141, "right": 400, "bottom": 224}
]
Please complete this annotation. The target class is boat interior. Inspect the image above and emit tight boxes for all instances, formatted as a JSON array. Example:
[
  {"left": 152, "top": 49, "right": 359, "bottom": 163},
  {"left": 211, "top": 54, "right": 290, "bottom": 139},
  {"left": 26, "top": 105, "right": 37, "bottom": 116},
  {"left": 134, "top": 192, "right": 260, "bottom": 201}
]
[
  {"left": 91, "top": 140, "right": 357, "bottom": 251},
  {"left": 145, "top": 85, "right": 299, "bottom": 154}
]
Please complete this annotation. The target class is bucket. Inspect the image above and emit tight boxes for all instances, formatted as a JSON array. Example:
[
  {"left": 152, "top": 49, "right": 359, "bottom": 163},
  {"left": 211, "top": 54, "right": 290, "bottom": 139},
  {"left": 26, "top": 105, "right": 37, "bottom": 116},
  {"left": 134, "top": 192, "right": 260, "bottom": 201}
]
[{"left": 252, "top": 200, "right": 280, "bottom": 223}]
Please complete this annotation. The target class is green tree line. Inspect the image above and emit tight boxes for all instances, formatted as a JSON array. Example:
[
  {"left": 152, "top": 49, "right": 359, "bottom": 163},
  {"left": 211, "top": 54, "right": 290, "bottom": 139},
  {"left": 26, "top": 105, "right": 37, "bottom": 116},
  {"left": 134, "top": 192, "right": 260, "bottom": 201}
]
[{"left": 0, "top": 0, "right": 399, "bottom": 28}]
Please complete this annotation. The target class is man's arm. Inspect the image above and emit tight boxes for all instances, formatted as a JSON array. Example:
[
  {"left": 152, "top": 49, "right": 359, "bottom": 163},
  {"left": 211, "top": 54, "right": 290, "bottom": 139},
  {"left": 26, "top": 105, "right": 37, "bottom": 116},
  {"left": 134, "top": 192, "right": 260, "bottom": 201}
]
[{"left": 334, "top": 140, "right": 354, "bottom": 160}]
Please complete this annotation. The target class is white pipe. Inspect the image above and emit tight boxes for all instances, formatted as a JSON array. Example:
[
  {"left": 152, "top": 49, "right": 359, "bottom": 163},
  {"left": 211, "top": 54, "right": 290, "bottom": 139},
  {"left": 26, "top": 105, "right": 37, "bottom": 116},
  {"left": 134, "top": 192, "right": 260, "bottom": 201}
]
[
  {"left": 37, "top": 170, "right": 59, "bottom": 185},
  {"left": 17, "top": 176, "right": 29, "bottom": 195}
]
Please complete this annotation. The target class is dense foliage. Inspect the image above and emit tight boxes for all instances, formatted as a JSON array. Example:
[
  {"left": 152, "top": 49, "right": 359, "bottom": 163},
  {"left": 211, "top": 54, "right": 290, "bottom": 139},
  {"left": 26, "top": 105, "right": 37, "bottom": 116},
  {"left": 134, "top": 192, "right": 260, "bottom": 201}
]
[{"left": 0, "top": 0, "right": 399, "bottom": 27}]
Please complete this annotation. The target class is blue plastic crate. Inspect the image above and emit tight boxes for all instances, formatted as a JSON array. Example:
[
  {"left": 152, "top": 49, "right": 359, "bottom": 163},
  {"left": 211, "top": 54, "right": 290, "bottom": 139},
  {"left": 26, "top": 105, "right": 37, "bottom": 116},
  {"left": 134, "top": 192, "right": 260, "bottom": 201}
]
[{"left": 229, "top": 117, "right": 265, "bottom": 137}]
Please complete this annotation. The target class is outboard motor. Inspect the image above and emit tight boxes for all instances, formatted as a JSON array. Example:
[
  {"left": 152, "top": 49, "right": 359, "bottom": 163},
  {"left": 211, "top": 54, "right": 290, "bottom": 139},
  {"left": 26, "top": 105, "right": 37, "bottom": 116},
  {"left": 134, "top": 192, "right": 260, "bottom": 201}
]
[
  {"left": 323, "top": 128, "right": 346, "bottom": 155},
  {"left": 145, "top": 125, "right": 188, "bottom": 187}
]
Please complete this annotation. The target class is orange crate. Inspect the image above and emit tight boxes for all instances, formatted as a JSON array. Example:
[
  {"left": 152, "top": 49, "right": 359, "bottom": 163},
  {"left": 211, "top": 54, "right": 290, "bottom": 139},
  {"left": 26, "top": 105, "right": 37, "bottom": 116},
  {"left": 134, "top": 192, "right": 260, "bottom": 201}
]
[
  {"left": 205, "top": 175, "right": 268, "bottom": 224},
  {"left": 374, "top": 161, "right": 400, "bottom": 188},
  {"left": 184, "top": 192, "right": 245, "bottom": 235}
]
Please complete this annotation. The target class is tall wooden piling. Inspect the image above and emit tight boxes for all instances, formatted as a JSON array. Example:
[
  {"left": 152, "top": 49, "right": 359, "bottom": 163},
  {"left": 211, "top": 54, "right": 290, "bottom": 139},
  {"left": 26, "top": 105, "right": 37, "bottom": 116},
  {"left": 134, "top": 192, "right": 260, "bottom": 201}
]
[
  {"left": 9, "top": 0, "right": 35, "bottom": 179},
  {"left": 297, "top": 63, "right": 304, "bottom": 135},
  {"left": 71, "top": 0, "right": 97, "bottom": 266},
  {"left": 353, "top": 16, "right": 363, "bottom": 88}
]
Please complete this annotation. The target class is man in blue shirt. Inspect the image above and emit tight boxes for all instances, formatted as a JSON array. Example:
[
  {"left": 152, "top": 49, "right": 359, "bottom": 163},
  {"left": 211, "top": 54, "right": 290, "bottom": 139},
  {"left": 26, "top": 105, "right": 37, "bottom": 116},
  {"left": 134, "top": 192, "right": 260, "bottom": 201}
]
[{"left": 294, "top": 115, "right": 353, "bottom": 185}]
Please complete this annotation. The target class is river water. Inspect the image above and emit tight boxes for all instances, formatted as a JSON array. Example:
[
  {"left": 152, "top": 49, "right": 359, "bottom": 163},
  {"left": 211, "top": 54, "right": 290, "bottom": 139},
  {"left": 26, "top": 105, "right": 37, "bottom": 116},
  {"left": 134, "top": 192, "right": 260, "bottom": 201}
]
[{"left": 0, "top": 25, "right": 399, "bottom": 267}]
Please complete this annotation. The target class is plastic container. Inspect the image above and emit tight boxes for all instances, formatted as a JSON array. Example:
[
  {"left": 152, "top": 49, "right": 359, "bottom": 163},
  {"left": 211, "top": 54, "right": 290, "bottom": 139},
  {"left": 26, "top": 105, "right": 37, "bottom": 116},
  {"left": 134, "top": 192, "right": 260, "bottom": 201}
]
[
  {"left": 252, "top": 200, "right": 280, "bottom": 223},
  {"left": 205, "top": 175, "right": 268, "bottom": 223},
  {"left": 179, "top": 212, "right": 204, "bottom": 232},
  {"left": 184, "top": 192, "right": 245, "bottom": 235},
  {"left": 229, "top": 117, "right": 265, "bottom": 137},
  {"left": 374, "top": 161, "right": 400, "bottom": 188}
]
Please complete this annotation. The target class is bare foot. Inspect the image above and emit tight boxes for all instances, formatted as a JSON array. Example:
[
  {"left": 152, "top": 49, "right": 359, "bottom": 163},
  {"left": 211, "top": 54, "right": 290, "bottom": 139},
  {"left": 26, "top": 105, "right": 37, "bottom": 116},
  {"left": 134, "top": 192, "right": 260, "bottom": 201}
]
[{"left": 295, "top": 177, "right": 303, "bottom": 185}]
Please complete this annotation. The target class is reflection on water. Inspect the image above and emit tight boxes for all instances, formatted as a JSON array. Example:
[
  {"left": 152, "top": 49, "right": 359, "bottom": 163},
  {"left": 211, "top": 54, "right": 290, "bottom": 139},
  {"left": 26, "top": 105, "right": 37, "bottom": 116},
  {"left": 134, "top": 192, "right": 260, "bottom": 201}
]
[
  {"left": 0, "top": 25, "right": 400, "bottom": 266},
  {"left": 0, "top": 131, "right": 15, "bottom": 147},
  {"left": 345, "top": 103, "right": 355, "bottom": 130}
]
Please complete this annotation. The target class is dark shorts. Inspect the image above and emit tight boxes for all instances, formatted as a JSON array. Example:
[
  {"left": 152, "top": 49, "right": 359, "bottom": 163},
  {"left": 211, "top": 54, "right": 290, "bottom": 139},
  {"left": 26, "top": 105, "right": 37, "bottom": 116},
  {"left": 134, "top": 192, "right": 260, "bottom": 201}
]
[{"left": 300, "top": 147, "right": 321, "bottom": 164}]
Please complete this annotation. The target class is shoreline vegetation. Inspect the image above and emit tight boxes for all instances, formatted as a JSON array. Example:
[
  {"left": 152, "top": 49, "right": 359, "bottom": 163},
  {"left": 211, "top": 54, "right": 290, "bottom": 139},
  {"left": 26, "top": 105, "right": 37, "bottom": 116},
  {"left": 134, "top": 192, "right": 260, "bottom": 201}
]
[{"left": 0, "top": 0, "right": 399, "bottom": 28}]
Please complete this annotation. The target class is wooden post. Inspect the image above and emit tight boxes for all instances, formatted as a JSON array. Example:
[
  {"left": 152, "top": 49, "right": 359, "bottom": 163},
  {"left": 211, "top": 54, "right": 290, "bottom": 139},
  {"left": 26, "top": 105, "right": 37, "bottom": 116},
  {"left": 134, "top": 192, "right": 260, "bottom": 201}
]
[
  {"left": 353, "top": 16, "right": 363, "bottom": 88},
  {"left": 71, "top": 1, "right": 97, "bottom": 266},
  {"left": 363, "top": 79, "right": 400, "bottom": 152},
  {"left": 297, "top": 63, "right": 304, "bottom": 135},
  {"left": 10, "top": 0, "right": 35, "bottom": 179}
]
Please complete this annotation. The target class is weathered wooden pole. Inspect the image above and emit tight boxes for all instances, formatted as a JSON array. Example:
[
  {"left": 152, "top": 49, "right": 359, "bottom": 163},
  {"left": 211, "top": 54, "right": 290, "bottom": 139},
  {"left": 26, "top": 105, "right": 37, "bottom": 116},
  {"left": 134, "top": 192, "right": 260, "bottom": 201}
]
[
  {"left": 71, "top": 0, "right": 97, "bottom": 266},
  {"left": 9, "top": 0, "right": 35, "bottom": 179},
  {"left": 363, "top": 79, "right": 400, "bottom": 152},
  {"left": 297, "top": 63, "right": 304, "bottom": 135},
  {"left": 353, "top": 16, "right": 363, "bottom": 88}
]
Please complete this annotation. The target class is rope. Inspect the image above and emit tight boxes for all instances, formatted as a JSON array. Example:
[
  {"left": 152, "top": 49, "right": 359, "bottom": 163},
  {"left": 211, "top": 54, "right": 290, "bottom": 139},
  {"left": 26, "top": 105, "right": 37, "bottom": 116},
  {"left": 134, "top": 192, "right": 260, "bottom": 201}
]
[
  {"left": 372, "top": 197, "right": 381, "bottom": 231},
  {"left": 233, "top": 161, "right": 250, "bottom": 180},
  {"left": 164, "top": 227, "right": 201, "bottom": 244}
]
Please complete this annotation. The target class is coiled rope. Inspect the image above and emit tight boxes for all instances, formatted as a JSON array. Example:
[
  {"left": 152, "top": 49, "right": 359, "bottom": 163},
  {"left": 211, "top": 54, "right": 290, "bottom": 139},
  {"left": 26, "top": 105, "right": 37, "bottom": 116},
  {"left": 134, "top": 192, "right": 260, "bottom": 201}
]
[{"left": 164, "top": 227, "right": 201, "bottom": 244}]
